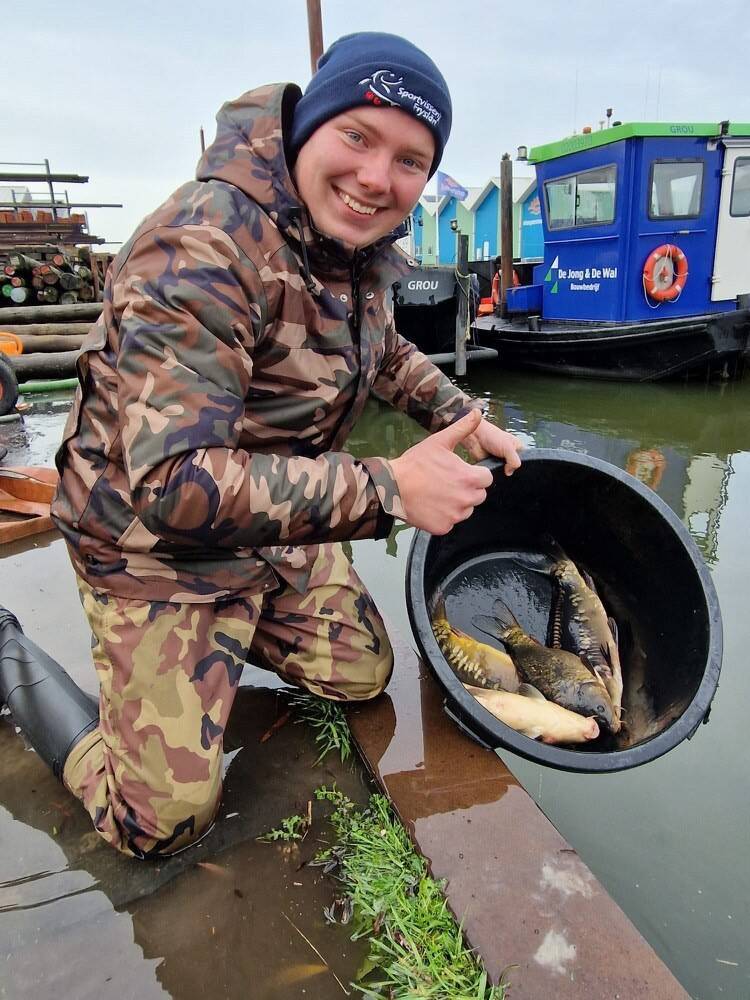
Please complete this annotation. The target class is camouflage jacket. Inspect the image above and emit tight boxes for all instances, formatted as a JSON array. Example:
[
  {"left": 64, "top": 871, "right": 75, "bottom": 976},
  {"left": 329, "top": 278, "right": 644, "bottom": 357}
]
[{"left": 52, "top": 83, "right": 478, "bottom": 602}]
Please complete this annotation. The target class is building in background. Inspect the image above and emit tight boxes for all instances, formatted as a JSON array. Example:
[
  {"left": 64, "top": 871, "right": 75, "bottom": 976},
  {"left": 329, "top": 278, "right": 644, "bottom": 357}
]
[{"left": 409, "top": 173, "right": 539, "bottom": 266}]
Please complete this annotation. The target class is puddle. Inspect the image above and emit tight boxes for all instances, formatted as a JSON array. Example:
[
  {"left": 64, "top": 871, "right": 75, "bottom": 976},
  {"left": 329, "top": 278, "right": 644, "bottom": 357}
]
[{"left": 1, "top": 684, "right": 371, "bottom": 999}]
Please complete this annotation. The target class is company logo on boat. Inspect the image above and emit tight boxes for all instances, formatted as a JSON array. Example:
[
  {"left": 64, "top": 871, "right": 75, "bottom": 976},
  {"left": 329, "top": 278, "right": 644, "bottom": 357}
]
[
  {"left": 359, "top": 70, "right": 442, "bottom": 126},
  {"left": 544, "top": 256, "right": 618, "bottom": 294},
  {"left": 407, "top": 279, "right": 439, "bottom": 290}
]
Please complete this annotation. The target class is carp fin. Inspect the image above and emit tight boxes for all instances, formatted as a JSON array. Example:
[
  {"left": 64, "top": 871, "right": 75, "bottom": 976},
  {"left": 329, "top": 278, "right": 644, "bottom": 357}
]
[
  {"left": 509, "top": 551, "right": 556, "bottom": 575},
  {"left": 599, "top": 642, "right": 614, "bottom": 669},
  {"left": 581, "top": 568, "right": 599, "bottom": 594},
  {"left": 518, "top": 683, "right": 546, "bottom": 701},
  {"left": 521, "top": 725, "right": 546, "bottom": 741},
  {"left": 543, "top": 535, "right": 569, "bottom": 561},
  {"left": 473, "top": 599, "right": 519, "bottom": 641},
  {"left": 581, "top": 651, "right": 611, "bottom": 684},
  {"left": 579, "top": 651, "right": 597, "bottom": 676},
  {"left": 472, "top": 615, "right": 503, "bottom": 641},
  {"left": 492, "top": 598, "right": 519, "bottom": 630},
  {"left": 608, "top": 616, "right": 619, "bottom": 644}
]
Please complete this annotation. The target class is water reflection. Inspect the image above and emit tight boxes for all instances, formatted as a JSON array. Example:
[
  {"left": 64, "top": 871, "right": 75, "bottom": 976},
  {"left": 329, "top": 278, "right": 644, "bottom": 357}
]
[
  {"left": 492, "top": 374, "right": 740, "bottom": 567},
  {"left": 347, "top": 372, "right": 744, "bottom": 567},
  {"left": 0, "top": 396, "right": 73, "bottom": 468}
]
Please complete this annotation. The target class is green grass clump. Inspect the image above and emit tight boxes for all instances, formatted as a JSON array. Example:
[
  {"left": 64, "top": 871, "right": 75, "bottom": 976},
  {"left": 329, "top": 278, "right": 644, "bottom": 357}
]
[
  {"left": 315, "top": 786, "right": 507, "bottom": 999},
  {"left": 257, "top": 813, "right": 309, "bottom": 843},
  {"left": 289, "top": 690, "right": 352, "bottom": 764}
]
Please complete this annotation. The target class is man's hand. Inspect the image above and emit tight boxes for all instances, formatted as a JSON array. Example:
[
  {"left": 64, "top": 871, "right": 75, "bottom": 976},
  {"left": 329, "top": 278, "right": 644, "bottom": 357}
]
[
  {"left": 390, "top": 409, "right": 496, "bottom": 535},
  {"left": 462, "top": 415, "right": 525, "bottom": 475}
]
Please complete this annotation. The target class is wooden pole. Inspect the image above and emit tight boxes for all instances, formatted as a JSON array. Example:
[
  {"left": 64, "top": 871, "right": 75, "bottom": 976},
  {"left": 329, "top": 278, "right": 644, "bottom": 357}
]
[
  {"left": 454, "top": 233, "right": 469, "bottom": 376},
  {"left": 0, "top": 323, "right": 92, "bottom": 338},
  {"left": 17, "top": 334, "right": 86, "bottom": 353},
  {"left": 500, "top": 152, "right": 513, "bottom": 318},
  {"left": 0, "top": 302, "right": 101, "bottom": 325},
  {"left": 306, "top": 0, "right": 324, "bottom": 73},
  {"left": 9, "top": 350, "right": 80, "bottom": 379}
]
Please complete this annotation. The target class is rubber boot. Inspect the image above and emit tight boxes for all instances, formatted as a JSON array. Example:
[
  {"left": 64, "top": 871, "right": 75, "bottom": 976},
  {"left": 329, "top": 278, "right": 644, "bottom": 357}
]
[{"left": 0, "top": 607, "right": 99, "bottom": 779}]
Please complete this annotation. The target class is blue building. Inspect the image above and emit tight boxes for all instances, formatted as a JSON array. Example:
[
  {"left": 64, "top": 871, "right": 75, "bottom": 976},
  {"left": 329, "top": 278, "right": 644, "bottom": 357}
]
[
  {"left": 518, "top": 181, "right": 544, "bottom": 261},
  {"left": 473, "top": 179, "right": 500, "bottom": 260}
]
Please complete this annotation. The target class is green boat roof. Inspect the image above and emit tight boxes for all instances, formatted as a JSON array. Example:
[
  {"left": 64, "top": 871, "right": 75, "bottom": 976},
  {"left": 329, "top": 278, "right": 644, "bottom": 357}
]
[{"left": 529, "top": 122, "right": 750, "bottom": 163}]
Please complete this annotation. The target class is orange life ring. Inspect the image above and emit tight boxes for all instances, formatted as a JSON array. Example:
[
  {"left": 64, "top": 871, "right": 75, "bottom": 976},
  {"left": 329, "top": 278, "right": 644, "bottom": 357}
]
[{"left": 643, "top": 244, "right": 688, "bottom": 302}]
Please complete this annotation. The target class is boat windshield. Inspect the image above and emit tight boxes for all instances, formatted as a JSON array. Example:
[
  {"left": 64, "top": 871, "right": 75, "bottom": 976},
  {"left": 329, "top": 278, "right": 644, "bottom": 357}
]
[
  {"left": 730, "top": 158, "right": 750, "bottom": 216},
  {"left": 544, "top": 165, "right": 616, "bottom": 230},
  {"left": 649, "top": 160, "right": 704, "bottom": 219}
]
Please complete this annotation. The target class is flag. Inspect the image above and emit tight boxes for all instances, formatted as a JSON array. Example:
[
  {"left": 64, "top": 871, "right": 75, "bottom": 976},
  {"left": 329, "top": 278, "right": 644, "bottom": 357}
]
[{"left": 437, "top": 171, "right": 469, "bottom": 201}]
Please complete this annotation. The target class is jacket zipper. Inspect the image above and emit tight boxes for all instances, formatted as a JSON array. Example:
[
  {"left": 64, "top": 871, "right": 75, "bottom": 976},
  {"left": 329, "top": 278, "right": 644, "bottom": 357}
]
[{"left": 350, "top": 253, "right": 364, "bottom": 334}]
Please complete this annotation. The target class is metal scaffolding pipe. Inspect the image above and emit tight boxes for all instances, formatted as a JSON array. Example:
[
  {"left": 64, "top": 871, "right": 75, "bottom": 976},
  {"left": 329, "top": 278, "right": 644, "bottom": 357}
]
[{"left": 0, "top": 172, "right": 89, "bottom": 184}]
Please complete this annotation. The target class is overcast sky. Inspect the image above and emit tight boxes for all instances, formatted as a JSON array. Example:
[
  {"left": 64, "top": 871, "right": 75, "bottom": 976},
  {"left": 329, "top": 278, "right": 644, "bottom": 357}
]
[{"left": 8, "top": 0, "right": 749, "bottom": 246}]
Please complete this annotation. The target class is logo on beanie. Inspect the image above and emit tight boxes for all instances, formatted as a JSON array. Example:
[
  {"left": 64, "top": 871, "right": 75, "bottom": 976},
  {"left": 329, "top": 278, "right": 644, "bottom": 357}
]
[
  {"left": 359, "top": 69, "right": 442, "bottom": 127},
  {"left": 359, "top": 70, "right": 403, "bottom": 107}
]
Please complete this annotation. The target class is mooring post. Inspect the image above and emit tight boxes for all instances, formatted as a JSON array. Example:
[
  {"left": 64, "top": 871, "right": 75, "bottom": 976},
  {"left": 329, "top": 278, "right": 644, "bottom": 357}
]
[
  {"left": 455, "top": 233, "right": 469, "bottom": 376},
  {"left": 306, "top": 0, "right": 324, "bottom": 72},
  {"left": 500, "top": 152, "right": 513, "bottom": 318}
]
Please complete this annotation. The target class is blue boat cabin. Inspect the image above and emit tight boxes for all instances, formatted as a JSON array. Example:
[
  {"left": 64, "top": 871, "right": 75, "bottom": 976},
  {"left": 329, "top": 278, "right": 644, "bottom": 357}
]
[{"left": 507, "top": 123, "right": 750, "bottom": 323}]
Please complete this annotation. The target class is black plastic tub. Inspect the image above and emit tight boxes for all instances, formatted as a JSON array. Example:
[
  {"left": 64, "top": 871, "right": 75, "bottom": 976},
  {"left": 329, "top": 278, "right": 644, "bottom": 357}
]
[{"left": 406, "top": 448, "right": 722, "bottom": 773}]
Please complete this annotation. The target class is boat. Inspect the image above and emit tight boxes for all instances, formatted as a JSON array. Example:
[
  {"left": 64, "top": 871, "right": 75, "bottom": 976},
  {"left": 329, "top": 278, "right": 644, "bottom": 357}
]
[
  {"left": 393, "top": 263, "right": 497, "bottom": 365},
  {"left": 473, "top": 122, "right": 750, "bottom": 381}
]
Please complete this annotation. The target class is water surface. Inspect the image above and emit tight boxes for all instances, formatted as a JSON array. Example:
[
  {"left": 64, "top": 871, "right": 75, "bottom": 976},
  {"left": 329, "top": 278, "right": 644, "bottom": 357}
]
[{"left": 347, "top": 369, "right": 750, "bottom": 1000}]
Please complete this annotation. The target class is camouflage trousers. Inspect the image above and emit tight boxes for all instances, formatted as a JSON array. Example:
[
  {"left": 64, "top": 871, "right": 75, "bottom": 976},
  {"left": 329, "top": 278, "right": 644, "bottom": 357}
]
[{"left": 62, "top": 543, "right": 392, "bottom": 859}]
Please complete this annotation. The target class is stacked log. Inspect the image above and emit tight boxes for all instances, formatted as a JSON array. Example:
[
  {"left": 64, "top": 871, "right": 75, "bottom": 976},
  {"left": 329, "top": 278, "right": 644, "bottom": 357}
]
[
  {"left": 1, "top": 247, "right": 99, "bottom": 308},
  {"left": 0, "top": 304, "right": 102, "bottom": 381}
]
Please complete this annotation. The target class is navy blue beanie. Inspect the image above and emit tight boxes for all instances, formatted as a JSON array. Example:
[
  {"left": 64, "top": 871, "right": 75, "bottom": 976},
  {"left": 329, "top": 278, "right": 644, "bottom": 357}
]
[{"left": 289, "top": 32, "right": 451, "bottom": 177}]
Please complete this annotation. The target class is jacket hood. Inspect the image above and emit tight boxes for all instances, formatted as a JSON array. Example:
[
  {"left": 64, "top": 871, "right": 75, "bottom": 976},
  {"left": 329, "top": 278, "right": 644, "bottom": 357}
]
[
  {"left": 196, "top": 83, "right": 304, "bottom": 238},
  {"left": 195, "top": 83, "right": 409, "bottom": 277}
]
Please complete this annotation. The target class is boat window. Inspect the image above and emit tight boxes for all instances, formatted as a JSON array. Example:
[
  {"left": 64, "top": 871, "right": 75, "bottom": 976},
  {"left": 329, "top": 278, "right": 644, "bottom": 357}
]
[
  {"left": 649, "top": 161, "right": 703, "bottom": 219},
  {"left": 730, "top": 158, "right": 750, "bottom": 217},
  {"left": 544, "top": 165, "right": 616, "bottom": 230}
]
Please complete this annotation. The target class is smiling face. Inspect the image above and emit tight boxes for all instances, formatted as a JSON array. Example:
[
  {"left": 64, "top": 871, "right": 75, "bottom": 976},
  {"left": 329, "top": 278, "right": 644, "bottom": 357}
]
[{"left": 292, "top": 105, "right": 435, "bottom": 250}]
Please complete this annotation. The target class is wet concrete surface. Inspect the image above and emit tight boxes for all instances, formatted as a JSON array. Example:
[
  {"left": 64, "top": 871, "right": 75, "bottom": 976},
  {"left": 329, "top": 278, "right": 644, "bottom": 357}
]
[
  {"left": 348, "top": 633, "right": 690, "bottom": 999},
  {"left": 1, "top": 532, "right": 370, "bottom": 1000}
]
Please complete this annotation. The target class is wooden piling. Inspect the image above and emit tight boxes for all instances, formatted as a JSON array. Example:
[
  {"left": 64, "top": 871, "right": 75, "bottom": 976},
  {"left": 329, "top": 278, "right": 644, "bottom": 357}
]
[
  {"left": 16, "top": 335, "right": 86, "bottom": 353},
  {"left": 306, "top": 0, "right": 324, "bottom": 72},
  {"left": 500, "top": 153, "right": 514, "bottom": 318},
  {"left": 0, "top": 302, "right": 101, "bottom": 324},
  {"left": 9, "top": 350, "right": 80, "bottom": 379},
  {"left": 0, "top": 323, "right": 92, "bottom": 338},
  {"left": 454, "top": 234, "right": 469, "bottom": 376}
]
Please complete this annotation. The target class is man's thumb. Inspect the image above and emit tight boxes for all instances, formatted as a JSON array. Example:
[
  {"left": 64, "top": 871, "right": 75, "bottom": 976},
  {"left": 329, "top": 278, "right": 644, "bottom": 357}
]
[{"left": 436, "top": 409, "right": 482, "bottom": 450}]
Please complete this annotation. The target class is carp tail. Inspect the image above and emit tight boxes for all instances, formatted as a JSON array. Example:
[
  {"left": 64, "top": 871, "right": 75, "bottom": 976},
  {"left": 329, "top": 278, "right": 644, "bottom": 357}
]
[{"left": 472, "top": 598, "right": 519, "bottom": 641}]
